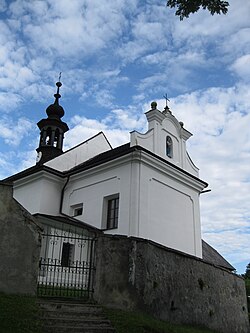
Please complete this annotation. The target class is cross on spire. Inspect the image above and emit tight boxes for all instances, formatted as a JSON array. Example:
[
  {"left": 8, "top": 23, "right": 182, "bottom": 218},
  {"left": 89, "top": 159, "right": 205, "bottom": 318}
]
[
  {"left": 163, "top": 93, "right": 170, "bottom": 108},
  {"left": 163, "top": 93, "right": 172, "bottom": 114}
]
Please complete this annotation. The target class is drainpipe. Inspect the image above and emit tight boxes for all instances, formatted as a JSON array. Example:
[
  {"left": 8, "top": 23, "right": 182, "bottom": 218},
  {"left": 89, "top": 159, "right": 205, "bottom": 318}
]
[{"left": 59, "top": 175, "right": 70, "bottom": 215}]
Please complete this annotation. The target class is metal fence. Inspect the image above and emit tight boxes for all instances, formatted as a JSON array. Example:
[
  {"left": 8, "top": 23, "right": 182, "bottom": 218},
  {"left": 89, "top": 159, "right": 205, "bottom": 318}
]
[{"left": 37, "top": 223, "right": 96, "bottom": 298}]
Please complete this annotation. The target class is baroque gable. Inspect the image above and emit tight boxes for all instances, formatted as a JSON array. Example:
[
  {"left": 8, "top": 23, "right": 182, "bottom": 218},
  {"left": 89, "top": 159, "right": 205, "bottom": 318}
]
[{"left": 130, "top": 102, "right": 199, "bottom": 177}]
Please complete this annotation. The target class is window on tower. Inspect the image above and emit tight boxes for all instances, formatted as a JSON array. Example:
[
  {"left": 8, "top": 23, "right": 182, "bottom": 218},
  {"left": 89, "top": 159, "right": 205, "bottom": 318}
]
[
  {"left": 54, "top": 129, "right": 60, "bottom": 147},
  {"left": 45, "top": 127, "right": 52, "bottom": 145}
]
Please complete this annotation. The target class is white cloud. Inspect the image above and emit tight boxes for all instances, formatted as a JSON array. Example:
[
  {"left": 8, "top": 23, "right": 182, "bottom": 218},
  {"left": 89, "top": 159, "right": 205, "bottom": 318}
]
[
  {"left": 0, "top": 0, "right": 6, "bottom": 12},
  {"left": 172, "top": 0, "right": 250, "bottom": 41},
  {"left": 0, "top": 92, "right": 23, "bottom": 111},
  {"left": 0, "top": 117, "right": 33, "bottom": 146},
  {"left": 0, "top": 152, "right": 17, "bottom": 179},
  {"left": 117, "top": 4, "right": 172, "bottom": 63},
  {"left": 107, "top": 108, "right": 146, "bottom": 131},
  {"left": 0, "top": 0, "right": 138, "bottom": 111},
  {"left": 0, "top": 21, "right": 12, "bottom": 43},
  {"left": 133, "top": 20, "right": 165, "bottom": 44},
  {"left": 93, "top": 89, "right": 114, "bottom": 108},
  {"left": 66, "top": 105, "right": 147, "bottom": 149},
  {"left": 0, "top": 59, "right": 37, "bottom": 96},
  {"left": 0, "top": 148, "right": 37, "bottom": 179},
  {"left": 65, "top": 115, "right": 129, "bottom": 149},
  {"left": 12, "top": 0, "right": 136, "bottom": 58},
  {"left": 166, "top": 85, "right": 250, "bottom": 137},
  {"left": 21, "top": 82, "right": 54, "bottom": 102},
  {"left": 16, "top": 149, "right": 37, "bottom": 171},
  {"left": 221, "top": 28, "right": 250, "bottom": 62},
  {"left": 204, "top": 231, "right": 250, "bottom": 270},
  {"left": 231, "top": 54, "right": 250, "bottom": 81},
  {"left": 138, "top": 49, "right": 207, "bottom": 95}
]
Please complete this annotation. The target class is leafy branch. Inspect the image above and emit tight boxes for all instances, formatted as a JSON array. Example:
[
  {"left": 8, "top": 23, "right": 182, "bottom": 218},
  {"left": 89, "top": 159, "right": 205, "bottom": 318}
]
[{"left": 166, "top": 0, "right": 229, "bottom": 20}]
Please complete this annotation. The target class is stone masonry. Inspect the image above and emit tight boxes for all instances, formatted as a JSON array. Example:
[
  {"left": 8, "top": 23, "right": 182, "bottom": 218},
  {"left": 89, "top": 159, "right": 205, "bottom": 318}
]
[
  {"left": 0, "top": 183, "right": 41, "bottom": 295},
  {"left": 94, "top": 235, "right": 250, "bottom": 333}
]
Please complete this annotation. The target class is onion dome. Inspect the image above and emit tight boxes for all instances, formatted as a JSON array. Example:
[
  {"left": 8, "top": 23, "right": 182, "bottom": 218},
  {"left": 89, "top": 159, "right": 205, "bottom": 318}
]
[{"left": 46, "top": 81, "right": 65, "bottom": 119}]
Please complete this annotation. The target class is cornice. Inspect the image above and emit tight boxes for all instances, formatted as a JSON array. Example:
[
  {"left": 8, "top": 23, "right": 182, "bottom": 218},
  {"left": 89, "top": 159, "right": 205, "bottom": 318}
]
[
  {"left": 13, "top": 169, "right": 64, "bottom": 188},
  {"left": 68, "top": 147, "right": 207, "bottom": 191}
]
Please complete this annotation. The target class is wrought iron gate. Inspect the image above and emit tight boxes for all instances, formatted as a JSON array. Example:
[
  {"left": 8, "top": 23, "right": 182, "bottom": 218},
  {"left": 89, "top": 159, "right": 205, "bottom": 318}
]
[{"left": 37, "top": 223, "right": 96, "bottom": 298}]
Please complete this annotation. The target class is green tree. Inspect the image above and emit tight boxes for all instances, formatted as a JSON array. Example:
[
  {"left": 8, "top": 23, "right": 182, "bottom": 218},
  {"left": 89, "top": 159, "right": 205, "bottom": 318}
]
[
  {"left": 245, "top": 262, "right": 250, "bottom": 279},
  {"left": 167, "top": 0, "right": 229, "bottom": 20}
]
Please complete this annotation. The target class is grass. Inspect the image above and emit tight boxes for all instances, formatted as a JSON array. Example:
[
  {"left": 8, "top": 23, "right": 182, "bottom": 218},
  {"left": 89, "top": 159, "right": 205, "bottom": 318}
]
[
  {"left": 0, "top": 292, "right": 42, "bottom": 333},
  {"left": 0, "top": 290, "right": 247, "bottom": 333},
  {"left": 104, "top": 308, "right": 218, "bottom": 333}
]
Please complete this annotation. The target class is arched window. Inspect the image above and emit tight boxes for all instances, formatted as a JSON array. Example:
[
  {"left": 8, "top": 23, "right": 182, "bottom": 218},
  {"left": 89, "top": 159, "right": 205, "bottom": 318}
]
[
  {"left": 166, "top": 136, "right": 173, "bottom": 158},
  {"left": 54, "top": 129, "right": 60, "bottom": 147},
  {"left": 45, "top": 127, "right": 52, "bottom": 145}
]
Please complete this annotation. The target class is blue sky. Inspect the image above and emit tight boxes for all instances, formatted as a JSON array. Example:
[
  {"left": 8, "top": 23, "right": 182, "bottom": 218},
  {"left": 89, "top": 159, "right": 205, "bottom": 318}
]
[{"left": 0, "top": 0, "right": 249, "bottom": 273}]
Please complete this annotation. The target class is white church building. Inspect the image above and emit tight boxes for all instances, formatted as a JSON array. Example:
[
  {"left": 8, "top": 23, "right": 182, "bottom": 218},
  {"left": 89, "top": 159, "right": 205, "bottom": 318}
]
[
  {"left": 4, "top": 81, "right": 250, "bottom": 333},
  {"left": 3, "top": 81, "right": 236, "bottom": 298},
  {"left": 8, "top": 81, "right": 209, "bottom": 258}
]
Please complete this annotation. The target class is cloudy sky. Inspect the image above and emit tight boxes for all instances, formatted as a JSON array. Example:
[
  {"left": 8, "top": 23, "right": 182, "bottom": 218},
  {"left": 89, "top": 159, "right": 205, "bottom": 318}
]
[{"left": 0, "top": 0, "right": 249, "bottom": 273}]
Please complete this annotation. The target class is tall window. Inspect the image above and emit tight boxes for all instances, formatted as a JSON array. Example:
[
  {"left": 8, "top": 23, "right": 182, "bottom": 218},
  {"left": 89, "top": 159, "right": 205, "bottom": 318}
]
[
  {"left": 107, "top": 197, "right": 119, "bottom": 229},
  {"left": 166, "top": 136, "right": 173, "bottom": 158},
  {"left": 61, "top": 242, "right": 74, "bottom": 267}
]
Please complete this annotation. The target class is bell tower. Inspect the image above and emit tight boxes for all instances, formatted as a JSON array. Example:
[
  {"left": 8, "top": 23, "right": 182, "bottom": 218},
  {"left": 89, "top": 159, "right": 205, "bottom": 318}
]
[{"left": 36, "top": 80, "right": 69, "bottom": 165}]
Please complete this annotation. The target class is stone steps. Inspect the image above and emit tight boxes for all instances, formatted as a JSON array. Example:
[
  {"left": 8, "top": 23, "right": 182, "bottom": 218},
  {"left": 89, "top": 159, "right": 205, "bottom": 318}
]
[
  {"left": 39, "top": 309, "right": 106, "bottom": 319},
  {"left": 41, "top": 326, "right": 115, "bottom": 333},
  {"left": 37, "top": 298, "right": 116, "bottom": 333}
]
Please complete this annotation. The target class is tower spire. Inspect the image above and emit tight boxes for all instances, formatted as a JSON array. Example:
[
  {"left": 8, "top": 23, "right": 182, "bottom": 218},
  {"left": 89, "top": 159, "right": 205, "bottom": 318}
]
[
  {"left": 36, "top": 78, "right": 69, "bottom": 165},
  {"left": 54, "top": 73, "right": 62, "bottom": 105}
]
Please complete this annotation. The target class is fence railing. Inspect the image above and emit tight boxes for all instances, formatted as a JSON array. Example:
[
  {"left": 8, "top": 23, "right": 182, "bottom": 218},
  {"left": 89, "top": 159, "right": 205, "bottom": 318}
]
[
  {"left": 37, "top": 223, "right": 96, "bottom": 298},
  {"left": 37, "top": 258, "right": 95, "bottom": 298}
]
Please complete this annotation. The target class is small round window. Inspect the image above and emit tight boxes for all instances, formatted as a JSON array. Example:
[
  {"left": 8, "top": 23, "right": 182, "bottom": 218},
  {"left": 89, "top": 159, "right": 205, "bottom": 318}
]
[{"left": 166, "top": 136, "right": 173, "bottom": 158}]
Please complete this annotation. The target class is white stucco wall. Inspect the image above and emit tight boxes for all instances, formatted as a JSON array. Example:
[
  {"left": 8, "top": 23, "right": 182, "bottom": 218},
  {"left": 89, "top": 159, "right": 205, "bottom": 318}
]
[
  {"left": 137, "top": 161, "right": 202, "bottom": 257},
  {"left": 62, "top": 150, "right": 205, "bottom": 257},
  {"left": 62, "top": 159, "right": 132, "bottom": 234},
  {"left": 13, "top": 172, "right": 64, "bottom": 215}
]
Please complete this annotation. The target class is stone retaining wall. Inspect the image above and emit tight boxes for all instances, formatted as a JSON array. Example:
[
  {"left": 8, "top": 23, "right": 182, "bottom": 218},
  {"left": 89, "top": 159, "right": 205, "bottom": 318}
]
[
  {"left": 94, "top": 235, "right": 249, "bottom": 333},
  {"left": 0, "top": 184, "right": 41, "bottom": 295}
]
